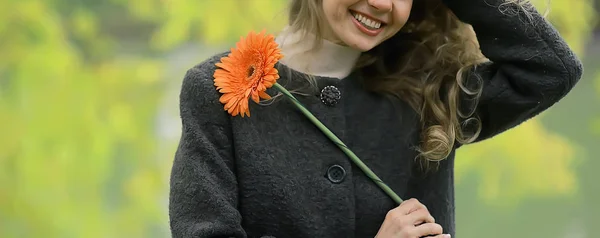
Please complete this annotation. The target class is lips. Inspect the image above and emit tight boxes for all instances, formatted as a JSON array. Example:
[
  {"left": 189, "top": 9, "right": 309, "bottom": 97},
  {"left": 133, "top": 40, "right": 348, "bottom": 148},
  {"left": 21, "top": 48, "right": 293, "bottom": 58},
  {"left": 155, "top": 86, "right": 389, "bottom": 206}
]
[
  {"left": 351, "top": 11, "right": 384, "bottom": 29},
  {"left": 350, "top": 10, "right": 386, "bottom": 36}
]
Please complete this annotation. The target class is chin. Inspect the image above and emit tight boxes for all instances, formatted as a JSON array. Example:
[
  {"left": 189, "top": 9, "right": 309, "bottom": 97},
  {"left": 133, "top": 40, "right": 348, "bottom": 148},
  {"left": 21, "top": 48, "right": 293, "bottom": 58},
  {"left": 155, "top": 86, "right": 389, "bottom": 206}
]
[
  {"left": 339, "top": 32, "right": 385, "bottom": 52},
  {"left": 347, "top": 40, "right": 379, "bottom": 52}
]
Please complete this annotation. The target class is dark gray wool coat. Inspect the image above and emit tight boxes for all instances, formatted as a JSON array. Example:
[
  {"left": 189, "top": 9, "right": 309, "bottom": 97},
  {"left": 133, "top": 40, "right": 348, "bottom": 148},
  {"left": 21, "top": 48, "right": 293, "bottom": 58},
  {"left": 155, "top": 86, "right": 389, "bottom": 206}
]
[{"left": 169, "top": 0, "right": 583, "bottom": 237}]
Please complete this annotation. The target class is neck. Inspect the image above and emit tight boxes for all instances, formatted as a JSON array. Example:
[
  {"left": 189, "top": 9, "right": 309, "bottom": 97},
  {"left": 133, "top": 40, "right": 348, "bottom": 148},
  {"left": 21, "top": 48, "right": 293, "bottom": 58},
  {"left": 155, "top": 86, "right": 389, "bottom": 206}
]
[{"left": 275, "top": 27, "right": 362, "bottom": 79}]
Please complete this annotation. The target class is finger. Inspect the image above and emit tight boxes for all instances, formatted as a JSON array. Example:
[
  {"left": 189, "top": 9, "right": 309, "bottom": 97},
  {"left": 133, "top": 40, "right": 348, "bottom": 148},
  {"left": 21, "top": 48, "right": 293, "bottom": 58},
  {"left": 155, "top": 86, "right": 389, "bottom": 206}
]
[
  {"left": 414, "top": 222, "right": 444, "bottom": 237},
  {"left": 406, "top": 209, "right": 435, "bottom": 225},
  {"left": 397, "top": 198, "right": 428, "bottom": 215},
  {"left": 424, "top": 234, "right": 451, "bottom": 238}
]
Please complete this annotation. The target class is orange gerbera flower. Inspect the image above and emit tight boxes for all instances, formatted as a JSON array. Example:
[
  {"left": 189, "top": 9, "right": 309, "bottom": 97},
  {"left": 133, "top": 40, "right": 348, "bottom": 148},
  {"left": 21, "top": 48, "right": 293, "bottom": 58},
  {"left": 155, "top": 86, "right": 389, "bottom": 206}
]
[{"left": 214, "top": 30, "right": 284, "bottom": 117}]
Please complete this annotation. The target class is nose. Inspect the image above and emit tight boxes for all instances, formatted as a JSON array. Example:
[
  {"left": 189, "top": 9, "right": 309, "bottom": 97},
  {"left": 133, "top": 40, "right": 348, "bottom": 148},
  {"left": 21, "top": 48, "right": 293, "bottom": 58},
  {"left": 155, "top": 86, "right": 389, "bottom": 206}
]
[{"left": 367, "top": 0, "right": 393, "bottom": 12}]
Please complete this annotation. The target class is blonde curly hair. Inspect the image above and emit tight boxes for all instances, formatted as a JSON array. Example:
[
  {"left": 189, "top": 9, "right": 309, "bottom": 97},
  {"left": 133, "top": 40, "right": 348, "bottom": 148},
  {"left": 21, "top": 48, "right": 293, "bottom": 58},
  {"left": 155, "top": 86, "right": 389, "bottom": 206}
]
[{"left": 287, "top": 0, "right": 532, "bottom": 165}]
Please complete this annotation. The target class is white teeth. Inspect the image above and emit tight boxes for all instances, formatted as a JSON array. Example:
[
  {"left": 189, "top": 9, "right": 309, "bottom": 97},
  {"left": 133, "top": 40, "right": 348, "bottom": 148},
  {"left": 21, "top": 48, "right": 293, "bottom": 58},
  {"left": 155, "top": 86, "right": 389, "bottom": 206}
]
[{"left": 352, "top": 13, "right": 382, "bottom": 29}]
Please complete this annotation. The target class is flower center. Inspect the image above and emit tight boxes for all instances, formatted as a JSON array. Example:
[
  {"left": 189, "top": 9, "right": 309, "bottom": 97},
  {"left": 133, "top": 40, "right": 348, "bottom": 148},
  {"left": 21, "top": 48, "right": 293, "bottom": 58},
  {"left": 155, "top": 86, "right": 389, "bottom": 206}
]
[{"left": 247, "top": 66, "right": 255, "bottom": 79}]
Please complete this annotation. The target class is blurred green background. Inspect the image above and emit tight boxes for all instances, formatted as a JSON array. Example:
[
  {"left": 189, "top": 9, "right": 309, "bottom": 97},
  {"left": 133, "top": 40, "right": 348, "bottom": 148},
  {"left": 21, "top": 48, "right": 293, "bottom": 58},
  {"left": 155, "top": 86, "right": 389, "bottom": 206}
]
[{"left": 0, "top": 0, "right": 598, "bottom": 237}]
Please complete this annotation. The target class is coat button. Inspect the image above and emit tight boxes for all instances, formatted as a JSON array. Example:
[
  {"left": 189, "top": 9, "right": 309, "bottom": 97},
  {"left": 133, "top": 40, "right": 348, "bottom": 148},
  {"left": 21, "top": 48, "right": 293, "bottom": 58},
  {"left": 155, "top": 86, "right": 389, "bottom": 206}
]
[
  {"left": 320, "top": 85, "right": 341, "bottom": 106},
  {"left": 326, "top": 165, "right": 346, "bottom": 184}
]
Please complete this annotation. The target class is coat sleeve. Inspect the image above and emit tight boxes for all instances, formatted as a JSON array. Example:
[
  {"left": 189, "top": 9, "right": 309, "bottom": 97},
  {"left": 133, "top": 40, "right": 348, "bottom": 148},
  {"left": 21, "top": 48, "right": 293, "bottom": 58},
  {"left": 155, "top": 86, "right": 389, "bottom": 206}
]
[
  {"left": 446, "top": 0, "right": 584, "bottom": 144},
  {"left": 169, "top": 58, "right": 246, "bottom": 238}
]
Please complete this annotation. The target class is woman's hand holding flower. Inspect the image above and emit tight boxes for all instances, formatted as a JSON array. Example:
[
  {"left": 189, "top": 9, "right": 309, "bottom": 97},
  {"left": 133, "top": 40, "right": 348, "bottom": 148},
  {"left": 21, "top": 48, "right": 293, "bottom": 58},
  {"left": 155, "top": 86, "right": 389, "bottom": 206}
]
[{"left": 375, "top": 199, "right": 449, "bottom": 238}]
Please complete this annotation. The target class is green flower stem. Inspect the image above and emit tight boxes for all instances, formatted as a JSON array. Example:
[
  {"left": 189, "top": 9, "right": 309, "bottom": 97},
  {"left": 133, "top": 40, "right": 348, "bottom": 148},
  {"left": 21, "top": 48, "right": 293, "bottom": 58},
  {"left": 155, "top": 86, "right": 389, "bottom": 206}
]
[{"left": 273, "top": 83, "right": 403, "bottom": 204}]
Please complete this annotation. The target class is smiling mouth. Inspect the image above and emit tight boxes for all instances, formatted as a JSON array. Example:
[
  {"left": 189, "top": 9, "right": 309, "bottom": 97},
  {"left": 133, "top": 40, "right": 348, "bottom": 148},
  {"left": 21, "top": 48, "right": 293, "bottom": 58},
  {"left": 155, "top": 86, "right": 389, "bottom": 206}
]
[{"left": 350, "top": 10, "right": 385, "bottom": 30}]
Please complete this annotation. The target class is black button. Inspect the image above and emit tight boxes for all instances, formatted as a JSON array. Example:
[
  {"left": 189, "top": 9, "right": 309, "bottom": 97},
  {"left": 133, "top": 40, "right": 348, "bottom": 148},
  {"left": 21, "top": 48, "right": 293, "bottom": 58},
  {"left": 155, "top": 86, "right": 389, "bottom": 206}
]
[
  {"left": 326, "top": 165, "right": 346, "bottom": 184},
  {"left": 320, "top": 85, "right": 341, "bottom": 106}
]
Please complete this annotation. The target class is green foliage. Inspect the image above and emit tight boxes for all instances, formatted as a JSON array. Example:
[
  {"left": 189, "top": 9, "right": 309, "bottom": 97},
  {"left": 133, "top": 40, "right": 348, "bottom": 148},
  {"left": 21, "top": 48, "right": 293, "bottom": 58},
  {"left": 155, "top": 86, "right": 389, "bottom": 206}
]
[
  {"left": 593, "top": 118, "right": 600, "bottom": 135},
  {"left": 0, "top": 1, "right": 166, "bottom": 237},
  {"left": 597, "top": 73, "right": 600, "bottom": 98},
  {"left": 595, "top": 73, "right": 600, "bottom": 135},
  {"left": 112, "top": 0, "right": 289, "bottom": 50},
  {"left": 455, "top": 120, "right": 581, "bottom": 206}
]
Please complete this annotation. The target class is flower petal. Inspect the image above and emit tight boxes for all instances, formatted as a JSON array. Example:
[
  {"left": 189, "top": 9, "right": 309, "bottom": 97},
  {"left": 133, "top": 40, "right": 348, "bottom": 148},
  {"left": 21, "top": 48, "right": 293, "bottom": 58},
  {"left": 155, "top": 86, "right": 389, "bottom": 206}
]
[
  {"left": 251, "top": 91, "right": 260, "bottom": 104},
  {"left": 259, "top": 91, "right": 271, "bottom": 100},
  {"left": 213, "top": 30, "right": 283, "bottom": 117}
]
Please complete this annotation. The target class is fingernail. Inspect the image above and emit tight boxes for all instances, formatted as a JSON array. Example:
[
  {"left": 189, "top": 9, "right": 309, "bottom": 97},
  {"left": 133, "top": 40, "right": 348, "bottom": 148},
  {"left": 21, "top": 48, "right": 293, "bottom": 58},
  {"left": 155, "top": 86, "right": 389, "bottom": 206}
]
[{"left": 444, "top": 234, "right": 451, "bottom": 238}]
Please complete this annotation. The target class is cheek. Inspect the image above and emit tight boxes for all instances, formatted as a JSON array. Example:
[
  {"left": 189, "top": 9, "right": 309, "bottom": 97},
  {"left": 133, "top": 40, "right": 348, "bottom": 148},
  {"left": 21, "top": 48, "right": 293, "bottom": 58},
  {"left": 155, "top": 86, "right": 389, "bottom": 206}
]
[
  {"left": 323, "top": 3, "right": 347, "bottom": 30},
  {"left": 333, "top": 6, "right": 349, "bottom": 22},
  {"left": 324, "top": 0, "right": 350, "bottom": 19}
]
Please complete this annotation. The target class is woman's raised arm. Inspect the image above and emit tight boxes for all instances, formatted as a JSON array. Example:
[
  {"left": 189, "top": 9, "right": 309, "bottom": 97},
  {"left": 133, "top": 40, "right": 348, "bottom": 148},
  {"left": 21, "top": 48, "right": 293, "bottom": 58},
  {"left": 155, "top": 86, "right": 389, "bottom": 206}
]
[{"left": 446, "top": 0, "right": 583, "bottom": 143}]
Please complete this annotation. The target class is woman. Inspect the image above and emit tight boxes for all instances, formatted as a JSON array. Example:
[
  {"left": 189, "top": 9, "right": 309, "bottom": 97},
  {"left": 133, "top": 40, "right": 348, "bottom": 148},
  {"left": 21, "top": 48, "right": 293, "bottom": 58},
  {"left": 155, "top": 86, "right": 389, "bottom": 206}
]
[{"left": 169, "top": 0, "right": 583, "bottom": 237}]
